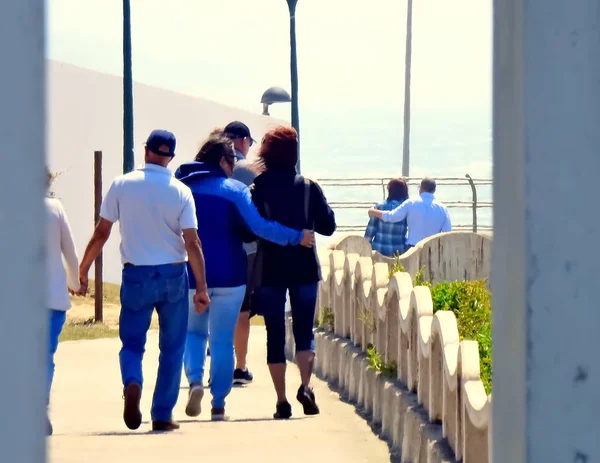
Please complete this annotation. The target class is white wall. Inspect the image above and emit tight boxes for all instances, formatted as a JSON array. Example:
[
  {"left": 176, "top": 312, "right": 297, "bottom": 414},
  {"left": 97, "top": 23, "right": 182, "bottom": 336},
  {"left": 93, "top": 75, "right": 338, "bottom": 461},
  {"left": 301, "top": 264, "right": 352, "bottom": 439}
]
[{"left": 48, "top": 61, "right": 286, "bottom": 283}]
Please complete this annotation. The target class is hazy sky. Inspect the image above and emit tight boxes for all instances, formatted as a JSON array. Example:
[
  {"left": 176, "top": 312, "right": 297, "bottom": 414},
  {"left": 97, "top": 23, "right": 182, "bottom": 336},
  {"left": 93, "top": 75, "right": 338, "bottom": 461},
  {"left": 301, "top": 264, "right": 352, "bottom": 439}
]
[{"left": 47, "top": 0, "right": 492, "bottom": 120}]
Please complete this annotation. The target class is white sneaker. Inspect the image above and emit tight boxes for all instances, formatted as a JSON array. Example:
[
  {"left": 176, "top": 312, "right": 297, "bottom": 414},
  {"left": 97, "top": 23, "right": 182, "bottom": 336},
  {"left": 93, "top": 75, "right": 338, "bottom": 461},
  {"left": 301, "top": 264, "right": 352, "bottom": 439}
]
[{"left": 185, "top": 384, "right": 204, "bottom": 417}]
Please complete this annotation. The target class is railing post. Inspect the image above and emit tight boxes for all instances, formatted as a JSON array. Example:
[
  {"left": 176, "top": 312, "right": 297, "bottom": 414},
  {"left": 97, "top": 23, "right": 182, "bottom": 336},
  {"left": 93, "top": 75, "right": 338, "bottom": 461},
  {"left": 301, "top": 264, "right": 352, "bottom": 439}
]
[
  {"left": 94, "top": 150, "right": 104, "bottom": 323},
  {"left": 465, "top": 174, "right": 478, "bottom": 233}
]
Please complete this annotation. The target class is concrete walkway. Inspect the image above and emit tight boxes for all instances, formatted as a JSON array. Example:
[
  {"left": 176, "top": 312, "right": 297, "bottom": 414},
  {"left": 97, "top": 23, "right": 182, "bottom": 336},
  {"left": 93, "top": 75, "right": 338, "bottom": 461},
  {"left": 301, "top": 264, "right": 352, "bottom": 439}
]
[{"left": 49, "top": 326, "right": 392, "bottom": 462}]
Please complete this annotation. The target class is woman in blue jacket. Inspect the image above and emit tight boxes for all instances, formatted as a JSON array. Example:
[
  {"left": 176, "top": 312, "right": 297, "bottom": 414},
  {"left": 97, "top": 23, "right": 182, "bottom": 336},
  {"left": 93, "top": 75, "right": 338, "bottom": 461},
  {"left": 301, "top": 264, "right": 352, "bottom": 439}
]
[{"left": 175, "top": 133, "right": 313, "bottom": 421}]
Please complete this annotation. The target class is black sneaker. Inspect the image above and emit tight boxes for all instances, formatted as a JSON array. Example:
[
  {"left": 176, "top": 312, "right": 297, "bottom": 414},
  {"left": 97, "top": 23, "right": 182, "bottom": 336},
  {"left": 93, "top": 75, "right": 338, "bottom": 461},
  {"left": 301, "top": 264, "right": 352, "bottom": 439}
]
[
  {"left": 47, "top": 415, "right": 53, "bottom": 436},
  {"left": 233, "top": 368, "right": 254, "bottom": 385},
  {"left": 273, "top": 401, "right": 292, "bottom": 420},
  {"left": 296, "top": 385, "right": 320, "bottom": 415}
]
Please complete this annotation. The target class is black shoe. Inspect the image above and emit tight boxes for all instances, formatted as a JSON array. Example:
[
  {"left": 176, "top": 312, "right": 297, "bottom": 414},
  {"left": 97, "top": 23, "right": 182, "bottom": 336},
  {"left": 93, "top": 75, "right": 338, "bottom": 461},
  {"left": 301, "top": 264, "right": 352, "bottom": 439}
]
[
  {"left": 123, "top": 383, "right": 142, "bottom": 430},
  {"left": 273, "top": 401, "right": 292, "bottom": 420},
  {"left": 47, "top": 416, "right": 53, "bottom": 436},
  {"left": 233, "top": 368, "right": 254, "bottom": 385},
  {"left": 207, "top": 346, "right": 211, "bottom": 356},
  {"left": 152, "top": 420, "right": 180, "bottom": 432},
  {"left": 296, "top": 385, "right": 320, "bottom": 416}
]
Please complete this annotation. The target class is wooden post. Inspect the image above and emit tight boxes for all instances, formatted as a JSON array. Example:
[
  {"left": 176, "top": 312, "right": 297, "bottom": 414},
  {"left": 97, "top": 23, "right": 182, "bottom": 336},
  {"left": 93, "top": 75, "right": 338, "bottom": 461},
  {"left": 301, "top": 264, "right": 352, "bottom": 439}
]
[{"left": 94, "top": 151, "right": 103, "bottom": 323}]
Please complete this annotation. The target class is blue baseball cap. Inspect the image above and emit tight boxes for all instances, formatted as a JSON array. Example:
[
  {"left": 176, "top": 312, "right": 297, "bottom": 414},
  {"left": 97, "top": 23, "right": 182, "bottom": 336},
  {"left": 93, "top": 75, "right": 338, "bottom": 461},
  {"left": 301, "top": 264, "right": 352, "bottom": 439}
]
[{"left": 146, "top": 129, "right": 176, "bottom": 157}]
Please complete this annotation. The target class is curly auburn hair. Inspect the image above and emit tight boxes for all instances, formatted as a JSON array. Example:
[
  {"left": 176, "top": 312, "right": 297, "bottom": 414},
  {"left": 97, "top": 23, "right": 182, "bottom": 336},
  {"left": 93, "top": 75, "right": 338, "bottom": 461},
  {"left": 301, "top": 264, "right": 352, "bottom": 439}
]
[{"left": 256, "top": 126, "right": 298, "bottom": 171}]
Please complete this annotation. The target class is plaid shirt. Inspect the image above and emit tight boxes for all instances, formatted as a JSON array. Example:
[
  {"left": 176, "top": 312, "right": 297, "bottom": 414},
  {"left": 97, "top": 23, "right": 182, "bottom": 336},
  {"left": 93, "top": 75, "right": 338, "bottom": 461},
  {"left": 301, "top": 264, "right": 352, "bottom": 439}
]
[{"left": 364, "top": 199, "right": 408, "bottom": 257}]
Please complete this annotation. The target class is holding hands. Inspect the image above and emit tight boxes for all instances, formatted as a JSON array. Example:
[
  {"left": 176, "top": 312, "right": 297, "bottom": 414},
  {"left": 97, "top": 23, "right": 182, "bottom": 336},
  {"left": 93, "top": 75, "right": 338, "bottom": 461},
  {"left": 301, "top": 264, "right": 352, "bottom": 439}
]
[{"left": 70, "top": 272, "right": 88, "bottom": 297}]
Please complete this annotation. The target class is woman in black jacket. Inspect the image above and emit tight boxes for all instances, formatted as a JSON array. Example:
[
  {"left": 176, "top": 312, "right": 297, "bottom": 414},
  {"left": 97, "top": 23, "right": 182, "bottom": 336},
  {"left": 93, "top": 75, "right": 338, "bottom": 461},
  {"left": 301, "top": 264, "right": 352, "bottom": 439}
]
[{"left": 251, "top": 126, "right": 336, "bottom": 419}]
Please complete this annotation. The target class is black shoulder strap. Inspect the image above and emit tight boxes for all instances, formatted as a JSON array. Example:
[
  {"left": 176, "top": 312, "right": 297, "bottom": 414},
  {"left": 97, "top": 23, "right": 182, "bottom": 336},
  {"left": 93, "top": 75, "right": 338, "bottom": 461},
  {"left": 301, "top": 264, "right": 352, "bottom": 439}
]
[{"left": 303, "top": 176, "right": 311, "bottom": 228}]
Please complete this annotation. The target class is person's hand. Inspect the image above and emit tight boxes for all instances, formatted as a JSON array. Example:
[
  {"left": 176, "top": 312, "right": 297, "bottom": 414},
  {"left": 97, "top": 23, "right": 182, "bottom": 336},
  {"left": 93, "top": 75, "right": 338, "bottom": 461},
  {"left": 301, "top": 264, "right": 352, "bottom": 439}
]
[
  {"left": 300, "top": 230, "right": 315, "bottom": 248},
  {"left": 368, "top": 208, "right": 379, "bottom": 218},
  {"left": 77, "top": 275, "right": 89, "bottom": 296},
  {"left": 194, "top": 289, "right": 210, "bottom": 314}
]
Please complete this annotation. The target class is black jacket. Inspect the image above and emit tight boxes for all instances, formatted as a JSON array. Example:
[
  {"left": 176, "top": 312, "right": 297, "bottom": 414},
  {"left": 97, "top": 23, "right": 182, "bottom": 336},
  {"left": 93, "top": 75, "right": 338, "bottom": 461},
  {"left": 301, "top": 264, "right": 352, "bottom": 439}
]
[{"left": 251, "top": 168, "right": 336, "bottom": 287}]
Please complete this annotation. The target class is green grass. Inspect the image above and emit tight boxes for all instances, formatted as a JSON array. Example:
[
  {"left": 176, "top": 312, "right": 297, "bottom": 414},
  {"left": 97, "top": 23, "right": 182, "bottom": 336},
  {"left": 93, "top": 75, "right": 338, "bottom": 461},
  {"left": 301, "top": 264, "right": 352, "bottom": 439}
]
[
  {"left": 59, "top": 318, "right": 119, "bottom": 342},
  {"left": 366, "top": 344, "right": 397, "bottom": 378}
]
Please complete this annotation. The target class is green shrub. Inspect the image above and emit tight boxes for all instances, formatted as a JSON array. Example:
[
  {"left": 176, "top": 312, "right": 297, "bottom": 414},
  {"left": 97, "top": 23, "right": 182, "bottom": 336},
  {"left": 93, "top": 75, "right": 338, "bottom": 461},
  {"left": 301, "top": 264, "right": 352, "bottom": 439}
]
[
  {"left": 429, "top": 280, "right": 492, "bottom": 393},
  {"left": 389, "top": 264, "right": 492, "bottom": 393}
]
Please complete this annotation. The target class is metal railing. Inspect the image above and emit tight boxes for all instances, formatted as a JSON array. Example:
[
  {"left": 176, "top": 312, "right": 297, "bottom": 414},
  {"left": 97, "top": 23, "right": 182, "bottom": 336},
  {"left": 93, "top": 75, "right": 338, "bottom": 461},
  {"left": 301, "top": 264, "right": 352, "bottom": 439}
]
[{"left": 314, "top": 174, "right": 493, "bottom": 233}]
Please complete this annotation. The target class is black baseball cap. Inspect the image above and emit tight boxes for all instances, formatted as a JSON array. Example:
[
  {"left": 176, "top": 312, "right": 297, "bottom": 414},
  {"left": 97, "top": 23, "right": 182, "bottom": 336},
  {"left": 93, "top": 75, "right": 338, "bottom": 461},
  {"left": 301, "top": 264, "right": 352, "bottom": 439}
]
[
  {"left": 223, "top": 121, "right": 257, "bottom": 145},
  {"left": 146, "top": 129, "right": 176, "bottom": 157}
]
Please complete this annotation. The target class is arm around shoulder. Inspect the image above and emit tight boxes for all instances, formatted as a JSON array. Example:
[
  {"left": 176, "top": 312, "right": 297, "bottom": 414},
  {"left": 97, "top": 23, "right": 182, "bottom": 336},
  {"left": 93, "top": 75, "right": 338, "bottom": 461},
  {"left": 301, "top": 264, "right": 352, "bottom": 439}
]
[{"left": 381, "top": 199, "right": 410, "bottom": 223}]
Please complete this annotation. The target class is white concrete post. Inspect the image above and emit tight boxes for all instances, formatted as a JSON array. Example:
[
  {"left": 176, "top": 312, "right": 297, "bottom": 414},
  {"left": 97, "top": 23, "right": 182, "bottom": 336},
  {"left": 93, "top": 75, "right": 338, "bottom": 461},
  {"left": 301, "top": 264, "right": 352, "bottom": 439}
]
[
  {"left": 493, "top": 1, "right": 600, "bottom": 462},
  {"left": 0, "top": 1, "right": 46, "bottom": 462}
]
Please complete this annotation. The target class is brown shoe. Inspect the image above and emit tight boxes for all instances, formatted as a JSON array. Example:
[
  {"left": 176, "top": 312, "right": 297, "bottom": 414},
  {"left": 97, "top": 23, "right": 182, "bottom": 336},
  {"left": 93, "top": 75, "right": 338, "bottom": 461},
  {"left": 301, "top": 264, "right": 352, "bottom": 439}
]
[
  {"left": 123, "top": 383, "right": 142, "bottom": 430},
  {"left": 152, "top": 420, "right": 180, "bottom": 432}
]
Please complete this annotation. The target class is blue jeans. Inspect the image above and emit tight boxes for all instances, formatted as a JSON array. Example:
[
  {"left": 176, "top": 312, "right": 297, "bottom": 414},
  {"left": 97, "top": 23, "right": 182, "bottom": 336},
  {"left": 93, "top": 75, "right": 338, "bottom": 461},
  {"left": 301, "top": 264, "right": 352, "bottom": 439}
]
[
  {"left": 119, "top": 263, "right": 189, "bottom": 422},
  {"left": 48, "top": 309, "right": 66, "bottom": 403},
  {"left": 258, "top": 283, "right": 318, "bottom": 364},
  {"left": 184, "top": 286, "right": 246, "bottom": 409}
]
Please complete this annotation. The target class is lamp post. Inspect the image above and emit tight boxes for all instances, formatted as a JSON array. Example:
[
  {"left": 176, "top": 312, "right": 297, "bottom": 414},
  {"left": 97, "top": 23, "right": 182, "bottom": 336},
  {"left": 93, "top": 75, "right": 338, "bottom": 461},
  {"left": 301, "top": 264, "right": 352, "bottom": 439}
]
[
  {"left": 261, "top": 87, "right": 292, "bottom": 116},
  {"left": 123, "top": 0, "right": 134, "bottom": 174},
  {"left": 287, "top": 0, "right": 301, "bottom": 173},
  {"left": 401, "top": 0, "right": 413, "bottom": 177}
]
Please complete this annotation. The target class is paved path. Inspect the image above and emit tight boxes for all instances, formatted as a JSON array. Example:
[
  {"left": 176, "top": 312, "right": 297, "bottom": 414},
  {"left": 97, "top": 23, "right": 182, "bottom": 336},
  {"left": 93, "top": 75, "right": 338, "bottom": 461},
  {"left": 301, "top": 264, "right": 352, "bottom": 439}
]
[{"left": 49, "top": 327, "right": 391, "bottom": 462}]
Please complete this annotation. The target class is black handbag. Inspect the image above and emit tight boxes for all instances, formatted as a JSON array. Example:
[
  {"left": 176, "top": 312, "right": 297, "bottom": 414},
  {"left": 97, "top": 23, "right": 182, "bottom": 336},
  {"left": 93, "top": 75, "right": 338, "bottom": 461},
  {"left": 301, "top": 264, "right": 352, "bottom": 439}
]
[{"left": 247, "top": 176, "right": 312, "bottom": 318}]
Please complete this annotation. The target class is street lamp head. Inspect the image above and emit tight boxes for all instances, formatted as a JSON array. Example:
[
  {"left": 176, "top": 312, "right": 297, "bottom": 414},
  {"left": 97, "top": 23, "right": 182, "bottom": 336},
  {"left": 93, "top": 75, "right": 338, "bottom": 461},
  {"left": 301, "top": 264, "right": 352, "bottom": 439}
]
[
  {"left": 261, "top": 87, "right": 292, "bottom": 116},
  {"left": 261, "top": 87, "right": 292, "bottom": 105}
]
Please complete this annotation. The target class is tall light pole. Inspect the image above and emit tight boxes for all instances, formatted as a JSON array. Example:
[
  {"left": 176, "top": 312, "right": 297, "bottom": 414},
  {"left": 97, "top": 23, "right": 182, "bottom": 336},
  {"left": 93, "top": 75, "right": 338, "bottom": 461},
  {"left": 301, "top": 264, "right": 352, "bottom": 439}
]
[
  {"left": 401, "top": 0, "right": 413, "bottom": 177},
  {"left": 287, "top": 0, "right": 301, "bottom": 173},
  {"left": 123, "top": 0, "right": 134, "bottom": 174}
]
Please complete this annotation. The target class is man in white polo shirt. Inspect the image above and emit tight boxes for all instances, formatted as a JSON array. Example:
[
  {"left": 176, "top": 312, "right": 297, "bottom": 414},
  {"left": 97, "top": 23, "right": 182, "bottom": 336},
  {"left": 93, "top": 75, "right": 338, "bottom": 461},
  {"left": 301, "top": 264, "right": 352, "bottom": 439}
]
[{"left": 79, "top": 129, "right": 210, "bottom": 432}]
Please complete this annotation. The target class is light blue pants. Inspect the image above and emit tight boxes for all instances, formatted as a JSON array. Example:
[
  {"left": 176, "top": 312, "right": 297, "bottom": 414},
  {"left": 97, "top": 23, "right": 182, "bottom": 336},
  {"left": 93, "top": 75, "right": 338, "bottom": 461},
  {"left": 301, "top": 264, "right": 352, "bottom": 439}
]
[
  {"left": 48, "top": 309, "right": 67, "bottom": 403},
  {"left": 119, "top": 263, "right": 189, "bottom": 422},
  {"left": 184, "top": 286, "right": 246, "bottom": 409}
]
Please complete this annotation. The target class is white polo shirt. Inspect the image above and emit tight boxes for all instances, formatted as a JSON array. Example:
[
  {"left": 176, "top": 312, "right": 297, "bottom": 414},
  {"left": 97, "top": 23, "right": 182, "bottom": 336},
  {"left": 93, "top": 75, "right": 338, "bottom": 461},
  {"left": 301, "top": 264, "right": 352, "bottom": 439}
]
[{"left": 100, "top": 163, "right": 198, "bottom": 266}]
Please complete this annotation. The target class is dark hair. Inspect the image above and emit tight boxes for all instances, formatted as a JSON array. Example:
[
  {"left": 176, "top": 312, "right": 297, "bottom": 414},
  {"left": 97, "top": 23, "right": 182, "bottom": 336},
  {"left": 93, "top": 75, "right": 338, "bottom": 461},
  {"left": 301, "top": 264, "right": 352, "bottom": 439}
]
[
  {"left": 194, "top": 134, "right": 235, "bottom": 166},
  {"left": 420, "top": 178, "right": 437, "bottom": 193},
  {"left": 387, "top": 178, "right": 409, "bottom": 201},
  {"left": 257, "top": 126, "right": 298, "bottom": 171}
]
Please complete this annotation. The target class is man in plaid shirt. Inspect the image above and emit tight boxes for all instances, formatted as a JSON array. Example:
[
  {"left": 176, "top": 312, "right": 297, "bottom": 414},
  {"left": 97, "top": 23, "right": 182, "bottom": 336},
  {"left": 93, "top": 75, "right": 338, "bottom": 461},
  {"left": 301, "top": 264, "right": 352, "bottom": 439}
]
[{"left": 364, "top": 178, "right": 408, "bottom": 257}]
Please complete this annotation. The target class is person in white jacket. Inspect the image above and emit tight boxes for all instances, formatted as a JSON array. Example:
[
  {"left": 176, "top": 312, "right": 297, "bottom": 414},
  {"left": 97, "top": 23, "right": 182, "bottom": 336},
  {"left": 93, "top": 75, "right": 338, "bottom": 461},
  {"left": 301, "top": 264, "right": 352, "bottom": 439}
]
[{"left": 46, "top": 173, "right": 83, "bottom": 436}]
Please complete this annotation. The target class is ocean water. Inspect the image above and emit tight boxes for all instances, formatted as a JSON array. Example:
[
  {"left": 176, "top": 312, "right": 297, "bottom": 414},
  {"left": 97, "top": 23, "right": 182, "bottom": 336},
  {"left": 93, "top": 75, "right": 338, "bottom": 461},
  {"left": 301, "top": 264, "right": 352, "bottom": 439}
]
[{"left": 279, "top": 105, "right": 493, "bottom": 245}]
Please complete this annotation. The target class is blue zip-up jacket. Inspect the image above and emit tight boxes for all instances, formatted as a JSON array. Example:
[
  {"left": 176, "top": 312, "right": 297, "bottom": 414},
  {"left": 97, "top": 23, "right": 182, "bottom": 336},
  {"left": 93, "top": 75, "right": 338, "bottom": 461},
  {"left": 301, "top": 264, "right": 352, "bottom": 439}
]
[{"left": 174, "top": 161, "right": 303, "bottom": 289}]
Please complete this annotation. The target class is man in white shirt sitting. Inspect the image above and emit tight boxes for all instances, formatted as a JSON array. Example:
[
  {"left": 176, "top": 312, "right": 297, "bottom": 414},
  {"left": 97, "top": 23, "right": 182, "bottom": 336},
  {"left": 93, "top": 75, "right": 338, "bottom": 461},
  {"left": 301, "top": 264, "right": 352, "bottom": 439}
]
[
  {"left": 79, "top": 130, "right": 210, "bottom": 432},
  {"left": 368, "top": 178, "right": 452, "bottom": 250}
]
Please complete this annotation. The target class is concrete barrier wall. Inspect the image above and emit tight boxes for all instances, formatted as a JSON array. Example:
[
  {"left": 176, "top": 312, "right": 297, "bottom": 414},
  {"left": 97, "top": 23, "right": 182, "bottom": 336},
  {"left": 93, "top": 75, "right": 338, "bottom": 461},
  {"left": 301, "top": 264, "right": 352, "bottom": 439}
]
[{"left": 288, "top": 233, "right": 492, "bottom": 463}]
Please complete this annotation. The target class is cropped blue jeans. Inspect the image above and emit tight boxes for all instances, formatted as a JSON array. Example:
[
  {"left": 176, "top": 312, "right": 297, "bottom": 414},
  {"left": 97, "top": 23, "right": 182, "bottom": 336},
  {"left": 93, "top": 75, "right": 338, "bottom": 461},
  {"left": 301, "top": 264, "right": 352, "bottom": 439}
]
[{"left": 257, "top": 283, "right": 318, "bottom": 364}]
